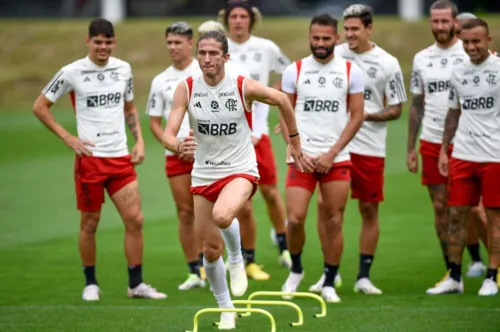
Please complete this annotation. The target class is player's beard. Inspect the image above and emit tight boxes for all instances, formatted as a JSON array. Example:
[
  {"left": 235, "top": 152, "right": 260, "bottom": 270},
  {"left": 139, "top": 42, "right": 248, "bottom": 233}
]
[
  {"left": 310, "top": 43, "right": 335, "bottom": 59},
  {"left": 432, "top": 28, "right": 455, "bottom": 45}
]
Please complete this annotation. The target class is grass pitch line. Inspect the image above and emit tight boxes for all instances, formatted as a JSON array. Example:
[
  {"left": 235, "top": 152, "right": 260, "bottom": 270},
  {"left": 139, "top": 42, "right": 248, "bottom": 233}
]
[
  {"left": 184, "top": 308, "right": 276, "bottom": 332},
  {"left": 232, "top": 300, "right": 304, "bottom": 327},
  {"left": 240, "top": 291, "right": 327, "bottom": 318}
]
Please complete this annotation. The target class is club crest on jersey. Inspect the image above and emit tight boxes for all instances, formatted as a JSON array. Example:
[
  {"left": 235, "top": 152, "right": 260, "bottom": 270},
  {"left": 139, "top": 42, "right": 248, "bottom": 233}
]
[
  {"left": 473, "top": 76, "right": 480, "bottom": 85},
  {"left": 332, "top": 77, "right": 343, "bottom": 89},
  {"left": 486, "top": 74, "right": 497, "bottom": 86},
  {"left": 97, "top": 73, "right": 105, "bottom": 81},
  {"left": 110, "top": 72, "right": 119, "bottom": 82},
  {"left": 225, "top": 99, "right": 237, "bottom": 112},
  {"left": 367, "top": 67, "right": 378, "bottom": 79},
  {"left": 210, "top": 101, "right": 219, "bottom": 112},
  {"left": 441, "top": 58, "right": 448, "bottom": 66},
  {"left": 318, "top": 76, "right": 326, "bottom": 85}
]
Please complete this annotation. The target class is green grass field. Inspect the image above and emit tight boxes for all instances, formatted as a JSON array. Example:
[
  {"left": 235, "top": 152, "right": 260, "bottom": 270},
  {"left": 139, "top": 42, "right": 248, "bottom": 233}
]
[{"left": 1, "top": 17, "right": 500, "bottom": 332}]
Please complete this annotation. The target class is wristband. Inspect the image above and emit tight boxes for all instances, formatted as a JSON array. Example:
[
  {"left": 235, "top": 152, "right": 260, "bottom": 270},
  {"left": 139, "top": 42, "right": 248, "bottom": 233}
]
[{"left": 288, "top": 132, "right": 299, "bottom": 138}]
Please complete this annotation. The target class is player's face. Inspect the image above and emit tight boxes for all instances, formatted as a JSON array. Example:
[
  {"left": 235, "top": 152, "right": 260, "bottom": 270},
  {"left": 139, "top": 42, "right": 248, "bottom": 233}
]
[
  {"left": 166, "top": 33, "right": 193, "bottom": 63},
  {"left": 197, "top": 38, "right": 229, "bottom": 78},
  {"left": 86, "top": 34, "right": 116, "bottom": 62},
  {"left": 461, "top": 27, "right": 491, "bottom": 63},
  {"left": 343, "top": 17, "right": 372, "bottom": 50},
  {"left": 430, "top": 9, "right": 456, "bottom": 45},
  {"left": 309, "top": 24, "right": 338, "bottom": 59},
  {"left": 227, "top": 7, "right": 251, "bottom": 37}
]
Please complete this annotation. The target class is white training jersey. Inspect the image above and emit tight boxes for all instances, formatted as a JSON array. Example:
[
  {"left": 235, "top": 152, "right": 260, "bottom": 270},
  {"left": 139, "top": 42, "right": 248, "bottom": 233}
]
[
  {"left": 336, "top": 43, "right": 407, "bottom": 157},
  {"left": 42, "top": 56, "right": 134, "bottom": 157},
  {"left": 146, "top": 59, "right": 201, "bottom": 156},
  {"left": 228, "top": 35, "right": 291, "bottom": 137},
  {"left": 411, "top": 40, "right": 467, "bottom": 144},
  {"left": 281, "top": 55, "right": 364, "bottom": 163},
  {"left": 448, "top": 54, "right": 500, "bottom": 162},
  {"left": 185, "top": 74, "right": 259, "bottom": 187}
]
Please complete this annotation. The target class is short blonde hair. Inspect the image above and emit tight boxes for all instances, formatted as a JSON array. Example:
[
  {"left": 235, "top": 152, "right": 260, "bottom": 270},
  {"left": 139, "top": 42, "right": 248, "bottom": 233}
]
[{"left": 198, "top": 20, "right": 226, "bottom": 34}]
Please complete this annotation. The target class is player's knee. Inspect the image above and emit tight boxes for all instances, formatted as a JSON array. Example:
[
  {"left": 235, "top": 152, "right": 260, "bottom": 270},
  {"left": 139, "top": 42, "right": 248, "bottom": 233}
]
[
  {"left": 212, "top": 207, "right": 234, "bottom": 229},
  {"left": 203, "top": 241, "right": 223, "bottom": 262},
  {"left": 236, "top": 200, "right": 252, "bottom": 220},
  {"left": 448, "top": 206, "right": 464, "bottom": 224},
  {"left": 359, "top": 202, "right": 378, "bottom": 223},
  {"left": 324, "top": 210, "right": 343, "bottom": 234},
  {"left": 432, "top": 198, "right": 446, "bottom": 216},
  {"left": 125, "top": 212, "right": 144, "bottom": 234},
  {"left": 177, "top": 206, "right": 194, "bottom": 226},
  {"left": 261, "top": 185, "right": 280, "bottom": 205},
  {"left": 80, "top": 212, "right": 100, "bottom": 235}
]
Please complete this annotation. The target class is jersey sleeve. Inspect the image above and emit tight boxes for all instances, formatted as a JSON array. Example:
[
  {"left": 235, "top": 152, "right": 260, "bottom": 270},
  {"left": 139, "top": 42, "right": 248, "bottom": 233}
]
[
  {"left": 448, "top": 78, "right": 460, "bottom": 110},
  {"left": 42, "top": 68, "right": 73, "bottom": 103},
  {"left": 348, "top": 62, "right": 364, "bottom": 94},
  {"left": 145, "top": 78, "right": 165, "bottom": 117},
  {"left": 270, "top": 41, "right": 291, "bottom": 74},
  {"left": 410, "top": 55, "right": 424, "bottom": 95},
  {"left": 384, "top": 59, "right": 407, "bottom": 105},
  {"left": 124, "top": 65, "right": 134, "bottom": 102},
  {"left": 281, "top": 63, "right": 298, "bottom": 94}
]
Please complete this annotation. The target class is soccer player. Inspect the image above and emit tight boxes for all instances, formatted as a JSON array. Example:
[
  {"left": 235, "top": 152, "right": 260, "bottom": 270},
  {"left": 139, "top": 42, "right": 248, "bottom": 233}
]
[
  {"left": 220, "top": 0, "right": 293, "bottom": 278},
  {"left": 426, "top": 18, "right": 500, "bottom": 296},
  {"left": 279, "top": 13, "right": 365, "bottom": 303},
  {"left": 163, "top": 30, "right": 312, "bottom": 329},
  {"left": 407, "top": 0, "right": 469, "bottom": 288},
  {"left": 32, "top": 18, "right": 166, "bottom": 301},
  {"left": 146, "top": 22, "right": 206, "bottom": 290},
  {"left": 309, "top": 4, "right": 407, "bottom": 295},
  {"left": 455, "top": 12, "right": 489, "bottom": 277}
]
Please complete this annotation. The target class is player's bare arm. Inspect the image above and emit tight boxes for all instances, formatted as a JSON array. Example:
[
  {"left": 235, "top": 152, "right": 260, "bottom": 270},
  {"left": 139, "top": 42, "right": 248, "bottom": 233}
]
[
  {"left": 124, "top": 100, "right": 145, "bottom": 165},
  {"left": 162, "top": 82, "right": 197, "bottom": 159},
  {"left": 406, "top": 93, "right": 425, "bottom": 173},
  {"left": 364, "top": 103, "right": 403, "bottom": 122},
  {"left": 33, "top": 94, "right": 95, "bottom": 156},
  {"left": 315, "top": 91, "right": 364, "bottom": 174},
  {"left": 438, "top": 106, "right": 461, "bottom": 177},
  {"left": 149, "top": 116, "right": 164, "bottom": 143},
  {"left": 244, "top": 78, "right": 314, "bottom": 173}
]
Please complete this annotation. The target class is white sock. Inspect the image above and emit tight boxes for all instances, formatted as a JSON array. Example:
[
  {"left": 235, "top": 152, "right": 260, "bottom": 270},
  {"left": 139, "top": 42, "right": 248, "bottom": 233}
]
[
  {"left": 203, "top": 257, "right": 233, "bottom": 308},
  {"left": 219, "top": 218, "right": 243, "bottom": 265}
]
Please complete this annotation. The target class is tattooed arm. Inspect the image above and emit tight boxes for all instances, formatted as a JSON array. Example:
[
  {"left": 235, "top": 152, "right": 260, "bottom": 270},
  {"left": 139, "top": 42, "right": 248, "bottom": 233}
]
[
  {"left": 125, "top": 100, "right": 145, "bottom": 165},
  {"left": 441, "top": 107, "right": 461, "bottom": 152},
  {"left": 365, "top": 104, "right": 403, "bottom": 122},
  {"left": 407, "top": 94, "right": 425, "bottom": 152}
]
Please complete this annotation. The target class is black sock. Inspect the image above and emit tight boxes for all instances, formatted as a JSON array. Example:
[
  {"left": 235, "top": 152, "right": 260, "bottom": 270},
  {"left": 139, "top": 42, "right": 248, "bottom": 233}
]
[
  {"left": 242, "top": 248, "right": 255, "bottom": 265},
  {"left": 323, "top": 263, "right": 339, "bottom": 287},
  {"left": 290, "top": 252, "right": 303, "bottom": 273},
  {"left": 485, "top": 268, "right": 498, "bottom": 282},
  {"left": 188, "top": 260, "right": 201, "bottom": 277},
  {"left": 449, "top": 262, "right": 462, "bottom": 282},
  {"left": 276, "top": 232, "right": 287, "bottom": 254},
  {"left": 467, "top": 243, "right": 482, "bottom": 262},
  {"left": 128, "top": 264, "right": 143, "bottom": 289},
  {"left": 83, "top": 265, "right": 98, "bottom": 286},
  {"left": 198, "top": 253, "right": 204, "bottom": 265},
  {"left": 440, "top": 242, "right": 451, "bottom": 270},
  {"left": 357, "top": 254, "right": 374, "bottom": 280}
]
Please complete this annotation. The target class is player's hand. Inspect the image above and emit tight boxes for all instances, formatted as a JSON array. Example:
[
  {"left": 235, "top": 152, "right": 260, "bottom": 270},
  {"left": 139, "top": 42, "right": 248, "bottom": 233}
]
[
  {"left": 178, "top": 129, "right": 197, "bottom": 159},
  {"left": 273, "top": 123, "right": 281, "bottom": 134},
  {"left": 438, "top": 150, "right": 449, "bottom": 177},
  {"left": 406, "top": 149, "right": 419, "bottom": 173},
  {"left": 314, "top": 151, "right": 336, "bottom": 174},
  {"left": 131, "top": 140, "right": 145, "bottom": 165},
  {"left": 63, "top": 135, "right": 95, "bottom": 156},
  {"left": 251, "top": 135, "right": 260, "bottom": 146},
  {"left": 288, "top": 136, "right": 314, "bottom": 173}
]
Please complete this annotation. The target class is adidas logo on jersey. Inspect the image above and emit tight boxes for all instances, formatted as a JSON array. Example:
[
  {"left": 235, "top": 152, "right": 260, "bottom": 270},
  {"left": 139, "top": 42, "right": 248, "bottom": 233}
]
[
  {"left": 194, "top": 102, "right": 202, "bottom": 108},
  {"left": 303, "top": 79, "right": 311, "bottom": 84},
  {"left": 83, "top": 77, "right": 91, "bottom": 82}
]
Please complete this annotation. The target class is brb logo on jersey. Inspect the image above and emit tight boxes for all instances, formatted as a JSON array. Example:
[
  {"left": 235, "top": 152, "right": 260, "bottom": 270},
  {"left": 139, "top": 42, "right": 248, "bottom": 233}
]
[
  {"left": 197, "top": 120, "right": 237, "bottom": 136},
  {"left": 462, "top": 97, "right": 495, "bottom": 110},
  {"left": 304, "top": 99, "right": 340, "bottom": 112},
  {"left": 427, "top": 80, "right": 451, "bottom": 93},
  {"left": 86, "top": 92, "right": 122, "bottom": 107}
]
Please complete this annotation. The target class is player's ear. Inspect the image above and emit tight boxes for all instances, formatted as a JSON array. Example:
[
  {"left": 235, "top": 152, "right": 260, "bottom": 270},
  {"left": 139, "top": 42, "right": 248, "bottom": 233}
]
[
  {"left": 366, "top": 23, "right": 373, "bottom": 35},
  {"left": 223, "top": 52, "right": 230, "bottom": 63}
]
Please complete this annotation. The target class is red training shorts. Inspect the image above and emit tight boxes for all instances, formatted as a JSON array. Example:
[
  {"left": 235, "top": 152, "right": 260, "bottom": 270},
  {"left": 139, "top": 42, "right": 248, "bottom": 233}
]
[
  {"left": 447, "top": 158, "right": 500, "bottom": 208},
  {"left": 419, "top": 139, "right": 453, "bottom": 186},
  {"left": 350, "top": 153, "right": 385, "bottom": 202},
  {"left": 255, "top": 135, "right": 278, "bottom": 185},
  {"left": 190, "top": 174, "right": 259, "bottom": 203},
  {"left": 74, "top": 155, "right": 137, "bottom": 212},
  {"left": 165, "top": 155, "right": 193, "bottom": 178},
  {"left": 285, "top": 160, "right": 351, "bottom": 193}
]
